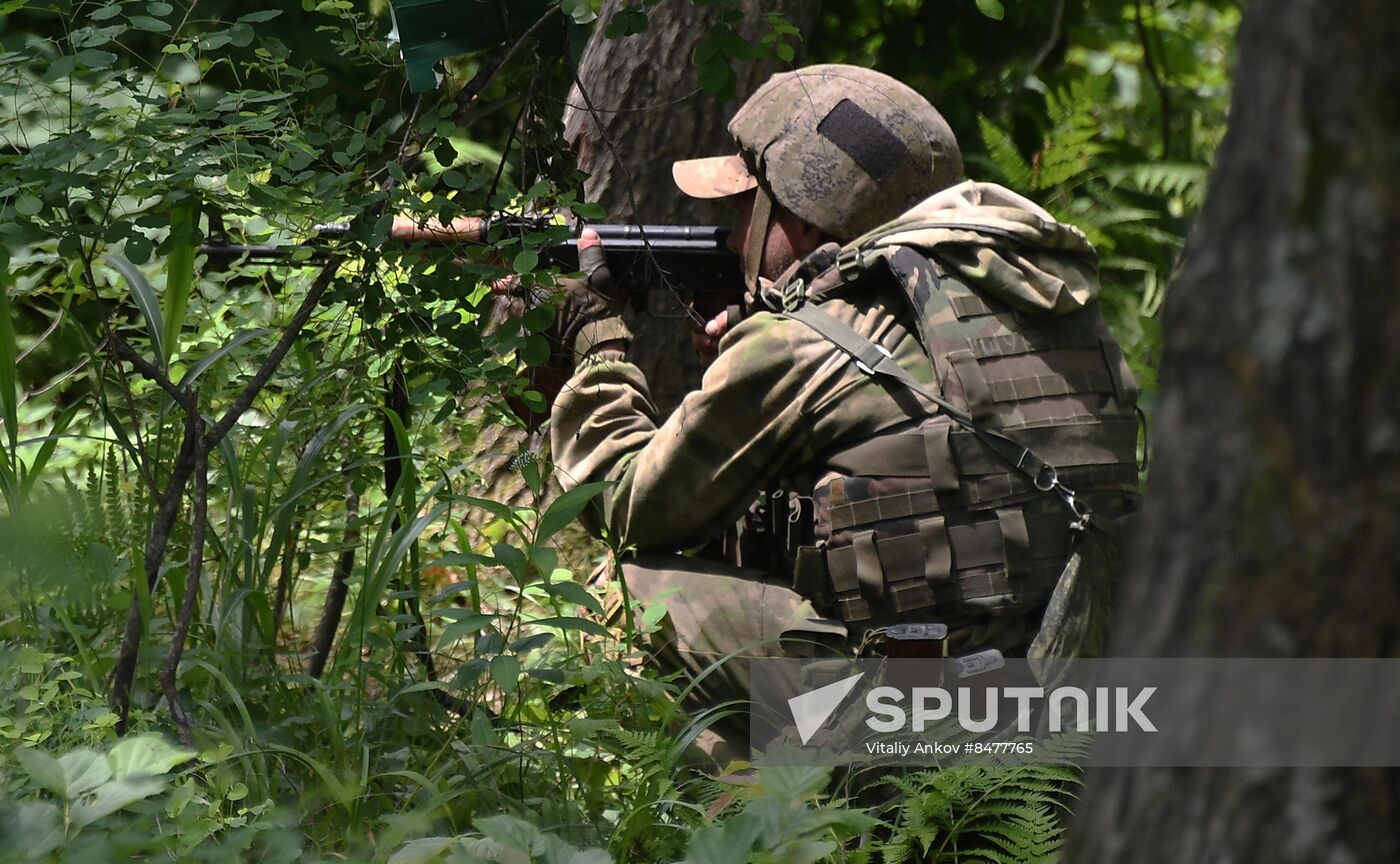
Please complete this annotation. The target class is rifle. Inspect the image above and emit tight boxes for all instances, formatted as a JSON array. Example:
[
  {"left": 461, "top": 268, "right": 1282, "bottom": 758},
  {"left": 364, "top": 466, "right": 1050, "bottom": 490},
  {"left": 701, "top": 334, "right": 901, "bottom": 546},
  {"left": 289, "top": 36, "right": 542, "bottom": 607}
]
[{"left": 199, "top": 216, "right": 742, "bottom": 321}]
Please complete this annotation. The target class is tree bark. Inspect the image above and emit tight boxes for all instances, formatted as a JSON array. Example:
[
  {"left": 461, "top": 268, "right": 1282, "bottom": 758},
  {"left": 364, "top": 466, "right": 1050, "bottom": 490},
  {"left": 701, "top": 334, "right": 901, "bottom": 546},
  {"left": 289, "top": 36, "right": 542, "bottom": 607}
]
[
  {"left": 1069, "top": 1, "right": 1400, "bottom": 861},
  {"left": 563, "top": 0, "right": 821, "bottom": 412},
  {"left": 475, "top": 0, "right": 821, "bottom": 518}
]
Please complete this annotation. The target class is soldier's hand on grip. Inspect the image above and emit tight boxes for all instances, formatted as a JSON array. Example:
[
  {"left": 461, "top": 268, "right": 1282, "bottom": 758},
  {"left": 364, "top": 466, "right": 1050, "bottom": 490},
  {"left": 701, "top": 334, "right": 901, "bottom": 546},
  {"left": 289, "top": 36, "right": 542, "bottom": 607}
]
[{"left": 556, "top": 230, "right": 631, "bottom": 364}]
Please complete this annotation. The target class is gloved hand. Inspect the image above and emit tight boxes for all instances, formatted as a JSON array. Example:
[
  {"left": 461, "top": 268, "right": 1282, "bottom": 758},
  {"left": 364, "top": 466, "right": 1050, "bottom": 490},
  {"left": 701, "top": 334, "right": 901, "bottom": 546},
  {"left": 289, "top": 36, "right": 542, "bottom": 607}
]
[{"left": 556, "top": 229, "right": 631, "bottom": 364}]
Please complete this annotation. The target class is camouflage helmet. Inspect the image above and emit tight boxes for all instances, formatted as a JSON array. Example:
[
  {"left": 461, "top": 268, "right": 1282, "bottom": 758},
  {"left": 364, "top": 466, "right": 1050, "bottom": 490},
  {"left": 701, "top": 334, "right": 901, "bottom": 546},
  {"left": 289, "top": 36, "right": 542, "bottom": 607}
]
[{"left": 673, "top": 64, "right": 963, "bottom": 242}]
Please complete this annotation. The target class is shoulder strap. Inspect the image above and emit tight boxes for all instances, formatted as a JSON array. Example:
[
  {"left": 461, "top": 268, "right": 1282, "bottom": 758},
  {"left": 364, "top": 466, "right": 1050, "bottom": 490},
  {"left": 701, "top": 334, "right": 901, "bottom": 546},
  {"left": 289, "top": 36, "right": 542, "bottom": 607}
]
[{"left": 782, "top": 301, "right": 1093, "bottom": 532}]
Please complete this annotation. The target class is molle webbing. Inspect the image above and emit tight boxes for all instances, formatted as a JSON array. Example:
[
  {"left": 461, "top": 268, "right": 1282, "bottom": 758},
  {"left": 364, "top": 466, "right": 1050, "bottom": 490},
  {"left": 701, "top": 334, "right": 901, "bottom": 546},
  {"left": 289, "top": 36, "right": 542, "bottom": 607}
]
[
  {"left": 792, "top": 508, "right": 1072, "bottom": 621},
  {"left": 822, "top": 416, "right": 1140, "bottom": 511},
  {"left": 776, "top": 242, "right": 1139, "bottom": 624}
]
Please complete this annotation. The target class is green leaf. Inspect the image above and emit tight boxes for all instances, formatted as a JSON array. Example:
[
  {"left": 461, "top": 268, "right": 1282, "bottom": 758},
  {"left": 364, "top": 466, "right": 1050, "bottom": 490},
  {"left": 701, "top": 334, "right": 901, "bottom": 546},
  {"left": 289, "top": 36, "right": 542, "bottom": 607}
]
[
  {"left": 542, "top": 580, "right": 604, "bottom": 615},
  {"left": 536, "top": 481, "right": 611, "bottom": 542},
  {"left": 129, "top": 14, "right": 171, "bottom": 31},
  {"left": 106, "top": 253, "right": 166, "bottom": 368},
  {"left": 695, "top": 57, "right": 734, "bottom": 97},
  {"left": 559, "top": 0, "right": 597, "bottom": 25},
  {"left": 107, "top": 733, "right": 196, "bottom": 779},
  {"left": 58, "top": 749, "right": 112, "bottom": 798},
  {"left": 14, "top": 195, "right": 40, "bottom": 216},
  {"left": 513, "top": 248, "right": 539, "bottom": 274},
  {"left": 19, "top": 402, "right": 80, "bottom": 498},
  {"left": 526, "top": 616, "right": 612, "bottom": 638},
  {"left": 161, "top": 202, "right": 198, "bottom": 365},
  {"left": 176, "top": 328, "right": 270, "bottom": 388},
  {"left": 124, "top": 233, "right": 153, "bottom": 265},
  {"left": 519, "top": 334, "right": 550, "bottom": 367},
  {"left": 70, "top": 775, "right": 167, "bottom": 828},
  {"left": 15, "top": 747, "right": 68, "bottom": 797},
  {"left": 435, "top": 613, "right": 496, "bottom": 649},
  {"left": 238, "top": 9, "right": 283, "bottom": 23},
  {"left": 570, "top": 201, "right": 607, "bottom": 220},
  {"left": 74, "top": 49, "right": 117, "bottom": 69},
  {"left": 428, "top": 551, "right": 494, "bottom": 568},
  {"left": 521, "top": 304, "right": 554, "bottom": 334},
  {"left": 490, "top": 654, "right": 520, "bottom": 693},
  {"left": 978, "top": 116, "right": 1035, "bottom": 190},
  {"left": 0, "top": 272, "right": 17, "bottom": 454},
  {"left": 8, "top": 801, "right": 63, "bottom": 861},
  {"left": 975, "top": 0, "right": 1005, "bottom": 20},
  {"left": 388, "top": 837, "right": 457, "bottom": 864},
  {"left": 491, "top": 542, "right": 528, "bottom": 580},
  {"left": 605, "top": 7, "right": 648, "bottom": 37}
]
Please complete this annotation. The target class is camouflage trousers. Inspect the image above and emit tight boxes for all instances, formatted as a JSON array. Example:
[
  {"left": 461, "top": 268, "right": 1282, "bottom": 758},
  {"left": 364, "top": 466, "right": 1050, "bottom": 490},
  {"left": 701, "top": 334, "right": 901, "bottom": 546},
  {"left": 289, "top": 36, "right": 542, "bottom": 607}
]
[{"left": 616, "top": 535, "right": 1122, "bottom": 765}]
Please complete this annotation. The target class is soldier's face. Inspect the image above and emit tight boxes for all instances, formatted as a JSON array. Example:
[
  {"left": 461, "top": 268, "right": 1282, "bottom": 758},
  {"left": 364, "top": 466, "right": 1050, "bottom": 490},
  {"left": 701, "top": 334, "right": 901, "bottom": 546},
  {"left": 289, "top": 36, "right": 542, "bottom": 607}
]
[{"left": 726, "top": 190, "right": 826, "bottom": 280}]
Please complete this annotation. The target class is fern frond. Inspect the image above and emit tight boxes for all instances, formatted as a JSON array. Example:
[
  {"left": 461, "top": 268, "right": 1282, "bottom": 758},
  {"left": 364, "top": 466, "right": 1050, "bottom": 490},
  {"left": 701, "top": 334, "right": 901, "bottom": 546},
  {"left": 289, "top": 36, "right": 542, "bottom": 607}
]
[
  {"left": 978, "top": 117, "right": 1034, "bottom": 191},
  {"left": 1105, "top": 162, "right": 1210, "bottom": 209}
]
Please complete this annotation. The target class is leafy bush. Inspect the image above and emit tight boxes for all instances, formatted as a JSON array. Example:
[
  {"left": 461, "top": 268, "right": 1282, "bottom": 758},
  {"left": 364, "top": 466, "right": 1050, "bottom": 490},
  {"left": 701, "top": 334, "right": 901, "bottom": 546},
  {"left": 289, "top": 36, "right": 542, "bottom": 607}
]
[{"left": 0, "top": 0, "right": 1233, "bottom": 861}]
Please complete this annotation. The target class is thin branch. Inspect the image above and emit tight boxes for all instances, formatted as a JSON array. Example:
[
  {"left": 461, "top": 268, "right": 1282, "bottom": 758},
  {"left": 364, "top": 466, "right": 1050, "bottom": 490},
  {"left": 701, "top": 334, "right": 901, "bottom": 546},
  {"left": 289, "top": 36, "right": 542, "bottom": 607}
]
[
  {"left": 1029, "top": 0, "right": 1067, "bottom": 72},
  {"left": 160, "top": 419, "right": 206, "bottom": 746},
  {"left": 15, "top": 304, "right": 63, "bottom": 364},
  {"left": 106, "top": 332, "right": 196, "bottom": 412},
  {"left": 308, "top": 469, "right": 360, "bottom": 679},
  {"left": 1135, "top": 0, "right": 1174, "bottom": 160},
  {"left": 568, "top": 66, "right": 705, "bottom": 328},
  {"left": 456, "top": 4, "right": 562, "bottom": 111},
  {"left": 203, "top": 258, "right": 340, "bottom": 449},
  {"left": 111, "top": 407, "right": 201, "bottom": 730},
  {"left": 272, "top": 518, "right": 301, "bottom": 637}
]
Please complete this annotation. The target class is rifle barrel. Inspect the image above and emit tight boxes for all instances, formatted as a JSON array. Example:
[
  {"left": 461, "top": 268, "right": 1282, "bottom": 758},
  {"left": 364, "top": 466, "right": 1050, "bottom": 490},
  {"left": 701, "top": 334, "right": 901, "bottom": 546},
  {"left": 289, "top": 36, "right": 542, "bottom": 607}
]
[{"left": 199, "top": 222, "right": 733, "bottom": 264}]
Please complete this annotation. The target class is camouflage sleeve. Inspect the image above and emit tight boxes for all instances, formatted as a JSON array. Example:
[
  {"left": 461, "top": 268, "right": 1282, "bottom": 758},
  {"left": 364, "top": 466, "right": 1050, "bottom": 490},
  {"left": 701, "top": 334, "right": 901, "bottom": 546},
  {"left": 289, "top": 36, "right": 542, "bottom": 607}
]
[
  {"left": 550, "top": 312, "right": 834, "bottom": 552},
  {"left": 549, "top": 290, "right": 929, "bottom": 553}
]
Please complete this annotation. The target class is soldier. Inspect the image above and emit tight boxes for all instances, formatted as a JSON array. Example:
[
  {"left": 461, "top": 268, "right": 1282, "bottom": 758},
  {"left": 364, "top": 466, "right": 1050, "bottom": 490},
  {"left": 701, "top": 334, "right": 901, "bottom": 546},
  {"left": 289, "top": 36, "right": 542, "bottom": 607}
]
[{"left": 550, "top": 64, "right": 1139, "bottom": 757}]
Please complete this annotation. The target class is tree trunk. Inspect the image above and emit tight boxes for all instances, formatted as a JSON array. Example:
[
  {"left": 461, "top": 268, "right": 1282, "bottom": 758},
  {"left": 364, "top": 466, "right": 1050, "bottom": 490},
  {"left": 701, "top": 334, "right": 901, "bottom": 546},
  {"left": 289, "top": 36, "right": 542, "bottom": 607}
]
[
  {"left": 563, "top": 0, "right": 821, "bottom": 413},
  {"left": 475, "top": 0, "right": 821, "bottom": 522},
  {"left": 1068, "top": 2, "right": 1400, "bottom": 861}
]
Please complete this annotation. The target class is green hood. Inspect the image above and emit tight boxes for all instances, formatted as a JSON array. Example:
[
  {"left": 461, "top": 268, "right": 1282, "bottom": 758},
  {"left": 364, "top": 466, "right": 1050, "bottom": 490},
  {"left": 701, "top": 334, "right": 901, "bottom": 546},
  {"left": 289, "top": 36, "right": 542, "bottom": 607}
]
[{"left": 850, "top": 180, "right": 1100, "bottom": 317}]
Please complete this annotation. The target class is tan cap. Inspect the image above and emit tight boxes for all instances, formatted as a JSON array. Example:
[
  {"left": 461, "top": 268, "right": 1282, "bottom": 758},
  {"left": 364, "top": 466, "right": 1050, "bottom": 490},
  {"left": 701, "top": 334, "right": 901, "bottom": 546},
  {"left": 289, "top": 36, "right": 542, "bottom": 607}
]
[{"left": 671, "top": 153, "right": 758, "bottom": 200}]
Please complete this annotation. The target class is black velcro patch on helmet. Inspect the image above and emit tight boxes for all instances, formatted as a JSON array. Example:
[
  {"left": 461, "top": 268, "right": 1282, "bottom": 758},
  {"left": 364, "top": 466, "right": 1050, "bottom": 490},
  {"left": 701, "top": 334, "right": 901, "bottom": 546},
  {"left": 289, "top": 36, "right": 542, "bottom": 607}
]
[{"left": 817, "top": 98, "right": 909, "bottom": 182}]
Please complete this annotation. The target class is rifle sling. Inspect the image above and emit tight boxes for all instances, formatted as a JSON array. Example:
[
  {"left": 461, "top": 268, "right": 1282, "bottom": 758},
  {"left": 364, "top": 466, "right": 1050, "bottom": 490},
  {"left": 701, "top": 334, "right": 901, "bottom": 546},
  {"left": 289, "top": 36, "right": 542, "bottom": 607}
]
[{"left": 782, "top": 302, "right": 1065, "bottom": 501}]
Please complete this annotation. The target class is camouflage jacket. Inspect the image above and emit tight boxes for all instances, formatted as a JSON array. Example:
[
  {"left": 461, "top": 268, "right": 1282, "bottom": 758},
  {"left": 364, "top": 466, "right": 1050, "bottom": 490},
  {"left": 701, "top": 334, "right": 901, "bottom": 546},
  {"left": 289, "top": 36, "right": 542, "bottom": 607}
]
[{"left": 550, "top": 181, "right": 1110, "bottom": 556}]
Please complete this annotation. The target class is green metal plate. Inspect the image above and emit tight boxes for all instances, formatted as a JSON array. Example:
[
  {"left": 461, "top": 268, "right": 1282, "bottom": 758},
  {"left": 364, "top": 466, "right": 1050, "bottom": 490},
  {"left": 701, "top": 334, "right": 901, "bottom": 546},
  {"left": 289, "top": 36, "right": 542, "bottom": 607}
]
[{"left": 390, "top": 0, "right": 556, "bottom": 92}]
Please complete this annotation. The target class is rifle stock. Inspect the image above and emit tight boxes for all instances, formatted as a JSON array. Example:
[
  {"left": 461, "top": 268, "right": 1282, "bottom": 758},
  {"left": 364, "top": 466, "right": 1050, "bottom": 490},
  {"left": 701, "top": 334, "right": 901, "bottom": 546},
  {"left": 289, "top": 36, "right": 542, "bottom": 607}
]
[{"left": 199, "top": 218, "right": 742, "bottom": 320}]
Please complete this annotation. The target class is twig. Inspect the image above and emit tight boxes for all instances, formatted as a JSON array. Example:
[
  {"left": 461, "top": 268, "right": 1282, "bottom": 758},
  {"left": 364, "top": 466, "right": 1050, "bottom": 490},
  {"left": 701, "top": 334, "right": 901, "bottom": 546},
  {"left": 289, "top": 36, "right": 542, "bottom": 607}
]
[
  {"left": 456, "top": 4, "right": 562, "bottom": 111},
  {"left": 1134, "top": 0, "right": 1174, "bottom": 160},
  {"left": 203, "top": 258, "right": 340, "bottom": 449},
  {"left": 160, "top": 420, "right": 206, "bottom": 746},
  {"left": 272, "top": 519, "right": 301, "bottom": 638},
  {"left": 110, "top": 407, "right": 201, "bottom": 730},
  {"left": 1029, "top": 0, "right": 1067, "bottom": 72},
  {"left": 486, "top": 74, "right": 537, "bottom": 206},
  {"left": 308, "top": 470, "right": 360, "bottom": 679},
  {"left": 15, "top": 304, "right": 63, "bottom": 364},
  {"left": 568, "top": 66, "right": 705, "bottom": 328},
  {"left": 106, "top": 332, "right": 196, "bottom": 412}
]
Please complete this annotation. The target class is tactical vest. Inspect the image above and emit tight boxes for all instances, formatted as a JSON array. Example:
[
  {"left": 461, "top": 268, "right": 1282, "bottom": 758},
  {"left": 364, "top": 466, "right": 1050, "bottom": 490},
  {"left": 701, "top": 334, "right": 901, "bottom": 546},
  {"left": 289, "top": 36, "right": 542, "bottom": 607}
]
[{"left": 770, "top": 245, "right": 1140, "bottom": 627}]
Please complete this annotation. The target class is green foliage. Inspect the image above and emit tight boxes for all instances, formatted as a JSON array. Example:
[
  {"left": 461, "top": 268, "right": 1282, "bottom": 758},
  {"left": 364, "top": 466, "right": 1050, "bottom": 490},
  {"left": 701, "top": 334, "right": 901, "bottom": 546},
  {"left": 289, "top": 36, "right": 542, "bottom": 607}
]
[
  {"left": 812, "top": 0, "right": 1240, "bottom": 418},
  {"left": 846, "top": 762, "right": 1082, "bottom": 864},
  {"left": 0, "top": 0, "right": 1230, "bottom": 860}
]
